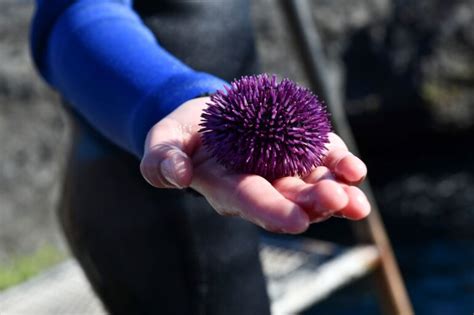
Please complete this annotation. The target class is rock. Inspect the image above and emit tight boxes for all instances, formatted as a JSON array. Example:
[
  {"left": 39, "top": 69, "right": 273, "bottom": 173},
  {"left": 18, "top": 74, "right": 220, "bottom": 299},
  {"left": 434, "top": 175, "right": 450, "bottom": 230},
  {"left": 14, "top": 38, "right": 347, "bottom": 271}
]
[
  {"left": 251, "top": 0, "right": 311, "bottom": 87},
  {"left": 339, "top": 0, "right": 474, "bottom": 130},
  {"left": 0, "top": 0, "right": 69, "bottom": 263},
  {"left": 420, "top": 1, "right": 474, "bottom": 129},
  {"left": 252, "top": 0, "right": 474, "bottom": 237}
]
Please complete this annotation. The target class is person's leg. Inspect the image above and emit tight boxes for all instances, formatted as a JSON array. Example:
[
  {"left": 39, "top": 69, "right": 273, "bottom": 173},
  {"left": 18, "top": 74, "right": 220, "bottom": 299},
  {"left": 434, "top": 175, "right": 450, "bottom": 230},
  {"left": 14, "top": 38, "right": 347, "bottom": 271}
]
[{"left": 58, "top": 114, "right": 270, "bottom": 315}]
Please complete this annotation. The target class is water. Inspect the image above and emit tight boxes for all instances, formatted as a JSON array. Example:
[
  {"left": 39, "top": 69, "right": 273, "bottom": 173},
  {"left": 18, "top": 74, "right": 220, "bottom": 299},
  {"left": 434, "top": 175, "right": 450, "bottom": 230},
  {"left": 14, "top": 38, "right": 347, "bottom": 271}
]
[{"left": 304, "top": 239, "right": 474, "bottom": 314}]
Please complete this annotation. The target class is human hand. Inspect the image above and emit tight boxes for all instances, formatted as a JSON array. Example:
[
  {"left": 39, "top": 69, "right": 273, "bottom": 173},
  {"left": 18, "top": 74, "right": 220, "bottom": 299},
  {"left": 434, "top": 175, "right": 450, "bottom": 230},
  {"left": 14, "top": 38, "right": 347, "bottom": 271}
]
[{"left": 140, "top": 97, "right": 370, "bottom": 234}]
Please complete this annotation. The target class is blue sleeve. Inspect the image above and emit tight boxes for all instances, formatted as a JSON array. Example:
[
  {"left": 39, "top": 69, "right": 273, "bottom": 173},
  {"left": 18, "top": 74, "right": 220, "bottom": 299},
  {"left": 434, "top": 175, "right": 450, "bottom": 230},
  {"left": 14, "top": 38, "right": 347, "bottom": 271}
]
[{"left": 31, "top": 0, "right": 227, "bottom": 157}]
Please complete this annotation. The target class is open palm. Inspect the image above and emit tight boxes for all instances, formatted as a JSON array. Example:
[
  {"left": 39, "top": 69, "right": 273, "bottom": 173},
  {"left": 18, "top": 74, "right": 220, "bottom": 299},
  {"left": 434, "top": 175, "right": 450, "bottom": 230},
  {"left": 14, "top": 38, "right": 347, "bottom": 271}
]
[{"left": 140, "top": 97, "right": 370, "bottom": 234}]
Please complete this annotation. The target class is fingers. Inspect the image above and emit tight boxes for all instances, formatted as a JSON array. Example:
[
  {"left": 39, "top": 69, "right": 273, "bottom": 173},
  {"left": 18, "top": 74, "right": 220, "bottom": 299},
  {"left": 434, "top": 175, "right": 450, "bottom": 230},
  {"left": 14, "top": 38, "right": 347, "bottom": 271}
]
[
  {"left": 324, "top": 149, "right": 367, "bottom": 183},
  {"left": 303, "top": 172, "right": 371, "bottom": 220},
  {"left": 140, "top": 98, "right": 210, "bottom": 189},
  {"left": 324, "top": 133, "right": 367, "bottom": 184},
  {"left": 140, "top": 120, "right": 195, "bottom": 189},
  {"left": 303, "top": 166, "right": 335, "bottom": 182},
  {"left": 191, "top": 162, "right": 309, "bottom": 234},
  {"left": 334, "top": 186, "right": 371, "bottom": 220},
  {"left": 273, "top": 176, "right": 349, "bottom": 223},
  {"left": 141, "top": 146, "right": 193, "bottom": 188}
]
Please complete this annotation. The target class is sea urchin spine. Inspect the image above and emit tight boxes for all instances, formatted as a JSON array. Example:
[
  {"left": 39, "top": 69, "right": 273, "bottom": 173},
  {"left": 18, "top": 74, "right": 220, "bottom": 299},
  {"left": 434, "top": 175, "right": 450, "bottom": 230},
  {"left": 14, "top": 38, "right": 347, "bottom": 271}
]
[{"left": 199, "top": 74, "right": 332, "bottom": 180}]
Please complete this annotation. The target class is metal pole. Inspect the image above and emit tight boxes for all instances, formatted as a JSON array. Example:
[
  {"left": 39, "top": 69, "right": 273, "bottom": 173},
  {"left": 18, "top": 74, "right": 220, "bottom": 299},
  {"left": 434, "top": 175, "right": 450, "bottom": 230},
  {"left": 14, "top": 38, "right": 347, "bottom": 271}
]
[{"left": 283, "top": 1, "right": 414, "bottom": 314}]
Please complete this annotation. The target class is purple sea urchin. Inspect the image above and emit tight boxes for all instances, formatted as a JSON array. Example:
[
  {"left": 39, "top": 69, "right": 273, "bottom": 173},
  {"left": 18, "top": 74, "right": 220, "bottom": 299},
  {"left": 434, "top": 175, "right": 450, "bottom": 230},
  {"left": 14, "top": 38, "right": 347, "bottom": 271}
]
[{"left": 199, "top": 74, "right": 332, "bottom": 180}]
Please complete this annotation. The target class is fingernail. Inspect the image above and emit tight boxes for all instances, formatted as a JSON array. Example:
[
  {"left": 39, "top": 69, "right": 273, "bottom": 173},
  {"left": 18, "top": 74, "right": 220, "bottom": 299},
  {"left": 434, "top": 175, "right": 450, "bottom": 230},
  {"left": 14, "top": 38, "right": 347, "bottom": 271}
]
[
  {"left": 356, "top": 193, "right": 371, "bottom": 216},
  {"left": 287, "top": 209, "right": 309, "bottom": 234},
  {"left": 355, "top": 175, "right": 366, "bottom": 185},
  {"left": 332, "top": 211, "right": 346, "bottom": 219},
  {"left": 160, "top": 158, "right": 181, "bottom": 188}
]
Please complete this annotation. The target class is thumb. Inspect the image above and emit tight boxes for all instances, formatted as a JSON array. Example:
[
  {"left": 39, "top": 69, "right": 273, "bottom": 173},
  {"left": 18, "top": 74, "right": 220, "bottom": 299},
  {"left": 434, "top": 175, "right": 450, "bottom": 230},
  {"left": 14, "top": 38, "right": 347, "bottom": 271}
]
[
  {"left": 140, "top": 125, "right": 194, "bottom": 189},
  {"left": 140, "top": 98, "right": 207, "bottom": 189}
]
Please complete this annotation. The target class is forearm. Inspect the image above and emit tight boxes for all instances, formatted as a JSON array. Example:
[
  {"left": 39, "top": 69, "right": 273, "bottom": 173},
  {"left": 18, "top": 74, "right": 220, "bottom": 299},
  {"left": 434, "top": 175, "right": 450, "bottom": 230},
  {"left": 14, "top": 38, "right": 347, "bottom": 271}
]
[{"left": 31, "top": 0, "right": 226, "bottom": 157}]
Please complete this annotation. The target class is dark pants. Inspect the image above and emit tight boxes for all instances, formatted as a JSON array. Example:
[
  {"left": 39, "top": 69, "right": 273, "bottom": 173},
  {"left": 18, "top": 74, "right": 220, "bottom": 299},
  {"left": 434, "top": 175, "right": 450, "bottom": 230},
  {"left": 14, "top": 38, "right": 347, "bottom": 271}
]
[{"left": 58, "top": 1, "right": 270, "bottom": 314}]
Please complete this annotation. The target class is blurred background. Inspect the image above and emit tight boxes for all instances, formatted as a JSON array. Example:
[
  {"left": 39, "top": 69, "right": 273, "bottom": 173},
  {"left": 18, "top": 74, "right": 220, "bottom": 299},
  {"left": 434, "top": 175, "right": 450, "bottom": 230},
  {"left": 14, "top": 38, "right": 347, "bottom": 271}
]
[{"left": 0, "top": 0, "right": 473, "bottom": 314}]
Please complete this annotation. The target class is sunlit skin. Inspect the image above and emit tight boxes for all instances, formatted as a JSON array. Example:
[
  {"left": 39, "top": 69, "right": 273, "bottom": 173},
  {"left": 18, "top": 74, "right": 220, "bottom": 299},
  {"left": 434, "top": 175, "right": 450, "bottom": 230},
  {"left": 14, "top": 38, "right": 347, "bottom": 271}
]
[{"left": 140, "top": 97, "right": 370, "bottom": 234}]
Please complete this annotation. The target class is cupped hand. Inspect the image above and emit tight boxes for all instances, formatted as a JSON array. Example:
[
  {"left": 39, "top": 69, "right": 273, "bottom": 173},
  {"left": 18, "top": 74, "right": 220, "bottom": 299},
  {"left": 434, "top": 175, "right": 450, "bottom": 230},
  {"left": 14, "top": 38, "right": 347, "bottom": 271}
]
[{"left": 140, "top": 97, "right": 370, "bottom": 234}]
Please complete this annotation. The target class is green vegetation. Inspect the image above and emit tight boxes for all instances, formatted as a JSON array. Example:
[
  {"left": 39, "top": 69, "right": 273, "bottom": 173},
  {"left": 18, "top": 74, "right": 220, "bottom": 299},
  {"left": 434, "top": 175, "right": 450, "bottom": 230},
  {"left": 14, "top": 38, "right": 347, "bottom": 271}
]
[{"left": 0, "top": 245, "right": 65, "bottom": 291}]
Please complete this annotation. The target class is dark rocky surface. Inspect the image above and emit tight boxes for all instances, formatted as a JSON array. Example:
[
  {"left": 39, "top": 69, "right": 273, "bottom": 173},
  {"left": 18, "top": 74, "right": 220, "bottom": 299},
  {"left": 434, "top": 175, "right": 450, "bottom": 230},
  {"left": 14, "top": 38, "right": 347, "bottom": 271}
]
[
  {"left": 0, "top": 0, "right": 70, "bottom": 263},
  {"left": 307, "top": 0, "right": 474, "bottom": 130},
  {"left": 252, "top": 0, "right": 474, "bottom": 237}
]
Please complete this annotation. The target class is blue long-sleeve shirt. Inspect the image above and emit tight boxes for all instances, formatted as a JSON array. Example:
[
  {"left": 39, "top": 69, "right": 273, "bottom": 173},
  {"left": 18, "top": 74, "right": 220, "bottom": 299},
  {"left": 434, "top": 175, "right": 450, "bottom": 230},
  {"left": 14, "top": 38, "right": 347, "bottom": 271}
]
[{"left": 31, "top": 0, "right": 227, "bottom": 157}]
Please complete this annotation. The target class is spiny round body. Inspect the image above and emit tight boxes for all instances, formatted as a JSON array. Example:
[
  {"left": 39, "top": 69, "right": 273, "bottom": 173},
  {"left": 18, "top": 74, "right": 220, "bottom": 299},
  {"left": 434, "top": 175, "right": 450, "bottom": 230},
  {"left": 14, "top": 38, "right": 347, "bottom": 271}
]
[{"left": 199, "top": 74, "right": 332, "bottom": 180}]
